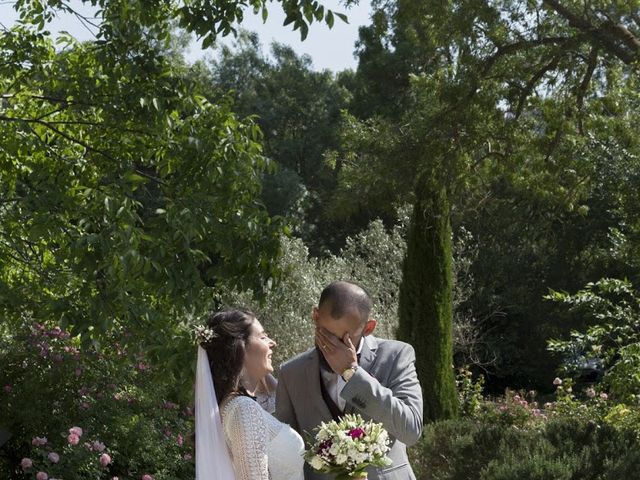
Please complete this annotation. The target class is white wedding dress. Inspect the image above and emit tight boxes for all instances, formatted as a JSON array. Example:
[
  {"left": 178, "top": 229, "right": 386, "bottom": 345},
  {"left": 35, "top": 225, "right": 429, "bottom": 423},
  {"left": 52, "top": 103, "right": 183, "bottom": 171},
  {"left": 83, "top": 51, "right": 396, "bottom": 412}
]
[{"left": 221, "top": 395, "right": 305, "bottom": 480}]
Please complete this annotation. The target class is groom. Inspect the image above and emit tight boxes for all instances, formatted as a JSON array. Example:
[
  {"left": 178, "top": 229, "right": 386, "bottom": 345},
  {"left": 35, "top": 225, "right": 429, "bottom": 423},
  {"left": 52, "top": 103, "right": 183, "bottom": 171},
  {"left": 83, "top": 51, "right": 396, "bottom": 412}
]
[{"left": 276, "top": 281, "right": 423, "bottom": 480}]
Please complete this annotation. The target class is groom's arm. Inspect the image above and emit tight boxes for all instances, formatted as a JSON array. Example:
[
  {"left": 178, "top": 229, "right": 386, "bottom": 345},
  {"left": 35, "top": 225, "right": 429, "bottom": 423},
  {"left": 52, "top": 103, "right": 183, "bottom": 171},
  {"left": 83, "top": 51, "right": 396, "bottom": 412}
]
[
  {"left": 340, "top": 343, "right": 423, "bottom": 446},
  {"left": 275, "top": 365, "right": 300, "bottom": 432}
]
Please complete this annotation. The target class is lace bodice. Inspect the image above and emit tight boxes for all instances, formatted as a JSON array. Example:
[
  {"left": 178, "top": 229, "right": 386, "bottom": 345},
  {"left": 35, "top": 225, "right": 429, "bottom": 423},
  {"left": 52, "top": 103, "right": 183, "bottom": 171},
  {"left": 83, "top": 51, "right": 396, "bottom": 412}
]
[{"left": 221, "top": 395, "right": 304, "bottom": 480}]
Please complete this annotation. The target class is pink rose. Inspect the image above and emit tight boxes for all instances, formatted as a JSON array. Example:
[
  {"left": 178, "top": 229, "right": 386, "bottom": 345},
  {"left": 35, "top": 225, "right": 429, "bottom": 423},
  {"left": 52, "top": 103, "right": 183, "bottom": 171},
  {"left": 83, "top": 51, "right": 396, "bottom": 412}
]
[
  {"left": 99, "top": 453, "right": 112, "bottom": 467},
  {"left": 177, "top": 434, "right": 184, "bottom": 446},
  {"left": 600, "top": 392, "right": 609, "bottom": 400},
  {"left": 92, "top": 440, "right": 106, "bottom": 452},
  {"left": 36, "top": 472, "right": 48, "bottom": 480},
  {"left": 69, "top": 426, "right": 83, "bottom": 437},
  {"left": 32, "top": 436, "right": 48, "bottom": 446},
  {"left": 47, "top": 452, "right": 60, "bottom": 464},
  {"left": 21, "top": 458, "right": 33, "bottom": 470},
  {"left": 347, "top": 428, "right": 365, "bottom": 440},
  {"left": 553, "top": 377, "right": 562, "bottom": 386},
  {"left": 67, "top": 433, "right": 80, "bottom": 445},
  {"left": 142, "top": 475, "right": 154, "bottom": 480}
]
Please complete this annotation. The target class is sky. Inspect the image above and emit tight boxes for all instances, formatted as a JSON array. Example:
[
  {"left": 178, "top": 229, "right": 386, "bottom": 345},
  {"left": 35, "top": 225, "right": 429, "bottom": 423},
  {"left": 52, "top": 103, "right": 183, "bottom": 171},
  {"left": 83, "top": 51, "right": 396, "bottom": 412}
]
[{"left": 0, "top": 0, "right": 372, "bottom": 71}]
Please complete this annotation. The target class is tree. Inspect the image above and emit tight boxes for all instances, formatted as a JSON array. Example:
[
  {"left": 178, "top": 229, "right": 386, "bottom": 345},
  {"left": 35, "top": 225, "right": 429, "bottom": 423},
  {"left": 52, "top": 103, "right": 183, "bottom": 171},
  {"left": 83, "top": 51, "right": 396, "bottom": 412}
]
[
  {"left": 398, "top": 178, "right": 458, "bottom": 419},
  {"left": 0, "top": 0, "right": 351, "bottom": 374},
  {"left": 209, "top": 33, "right": 353, "bottom": 252},
  {"left": 334, "top": 0, "right": 640, "bottom": 412}
]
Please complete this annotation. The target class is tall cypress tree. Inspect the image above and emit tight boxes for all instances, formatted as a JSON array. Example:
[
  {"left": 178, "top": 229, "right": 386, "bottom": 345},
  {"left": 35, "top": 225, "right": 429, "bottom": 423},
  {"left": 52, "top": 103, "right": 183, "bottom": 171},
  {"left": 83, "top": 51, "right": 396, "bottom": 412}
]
[{"left": 398, "top": 173, "right": 458, "bottom": 421}]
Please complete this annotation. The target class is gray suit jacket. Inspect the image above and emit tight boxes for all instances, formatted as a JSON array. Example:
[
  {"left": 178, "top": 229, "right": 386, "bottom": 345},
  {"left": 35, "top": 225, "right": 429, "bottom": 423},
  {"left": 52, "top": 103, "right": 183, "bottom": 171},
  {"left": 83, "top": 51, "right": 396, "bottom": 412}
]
[{"left": 276, "top": 335, "right": 423, "bottom": 480}]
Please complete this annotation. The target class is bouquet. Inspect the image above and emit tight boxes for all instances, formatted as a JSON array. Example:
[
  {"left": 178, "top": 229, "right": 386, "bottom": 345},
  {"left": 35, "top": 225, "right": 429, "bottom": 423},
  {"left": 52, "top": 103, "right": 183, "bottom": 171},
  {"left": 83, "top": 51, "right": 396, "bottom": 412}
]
[{"left": 304, "top": 414, "right": 392, "bottom": 480}]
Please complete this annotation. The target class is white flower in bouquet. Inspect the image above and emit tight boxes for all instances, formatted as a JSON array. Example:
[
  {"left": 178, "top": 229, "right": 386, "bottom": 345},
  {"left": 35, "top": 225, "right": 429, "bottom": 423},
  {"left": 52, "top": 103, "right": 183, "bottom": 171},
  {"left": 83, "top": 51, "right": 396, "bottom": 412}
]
[{"left": 304, "top": 414, "right": 392, "bottom": 480}]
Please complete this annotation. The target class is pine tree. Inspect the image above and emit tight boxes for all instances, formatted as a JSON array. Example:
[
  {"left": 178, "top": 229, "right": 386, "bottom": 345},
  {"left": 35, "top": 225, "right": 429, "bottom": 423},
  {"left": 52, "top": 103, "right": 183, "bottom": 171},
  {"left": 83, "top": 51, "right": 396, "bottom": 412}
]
[{"left": 398, "top": 173, "right": 459, "bottom": 421}]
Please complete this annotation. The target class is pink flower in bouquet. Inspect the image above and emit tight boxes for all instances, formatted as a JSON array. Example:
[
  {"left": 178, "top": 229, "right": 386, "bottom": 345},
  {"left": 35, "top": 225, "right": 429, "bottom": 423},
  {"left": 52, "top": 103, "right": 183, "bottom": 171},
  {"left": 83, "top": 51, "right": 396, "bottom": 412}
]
[
  {"left": 142, "top": 474, "right": 154, "bottom": 480},
  {"left": 348, "top": 428, "right": 365, "bottom": 440},
  {"left": 318, "top": 439, "right": 332, "bottom": 454},
  {"left": 36, "top": 471, "right": 48, "bottom": 480},
  {"left": 69, "top": 426, "right": 83, "bottom": 437},
  {"left": 47, "top": 452, "right": 60, "bottom": 464},
  {"left": 21, "top": 458, "right": 33, "bottom": 470},
  {"left": 100, "top": 453, "right": 112, "bottom": 467},
  {"left": 68, "top": 433, "right": 80, "bottom": 445},
  {"left": 32, "top": 436, "right": 48, "bottom": 446}
]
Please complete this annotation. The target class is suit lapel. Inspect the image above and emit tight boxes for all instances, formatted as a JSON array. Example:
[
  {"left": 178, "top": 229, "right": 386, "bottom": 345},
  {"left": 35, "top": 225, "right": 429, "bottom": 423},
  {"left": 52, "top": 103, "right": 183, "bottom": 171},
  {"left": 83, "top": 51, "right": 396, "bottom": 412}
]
[
  {"left": 344, "top": 336, "right": 378, "bottom": 415},
  {"left": 306, "top": 348, "right": 335, "bottom": 421},
  {"left": 358, "top": 335, "right": 378, "bottom": 373}
]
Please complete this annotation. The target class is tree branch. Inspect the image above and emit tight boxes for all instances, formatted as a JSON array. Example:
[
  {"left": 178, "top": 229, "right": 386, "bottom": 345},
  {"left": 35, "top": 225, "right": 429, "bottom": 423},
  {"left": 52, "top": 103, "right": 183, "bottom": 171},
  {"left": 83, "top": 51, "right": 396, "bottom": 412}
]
[
  {"left": 542, "top": 0, "right": 639, "bottom": 64},
  {"left": 515, "top": 56, "right": 561, "bottom": 119},
  {"left": 576, "top": 47, "right": 599, "bottom": 134},
  {"left": 0, "top": 115, "right": 167, "bottom": 186}
]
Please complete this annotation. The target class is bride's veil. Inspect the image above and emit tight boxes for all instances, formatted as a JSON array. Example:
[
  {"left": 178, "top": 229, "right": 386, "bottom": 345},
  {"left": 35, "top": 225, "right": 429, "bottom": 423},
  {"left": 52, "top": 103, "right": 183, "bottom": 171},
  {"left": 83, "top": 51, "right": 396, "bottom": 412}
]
[{"left": 196, "top": 345, "right": 236, "bottom": 479}]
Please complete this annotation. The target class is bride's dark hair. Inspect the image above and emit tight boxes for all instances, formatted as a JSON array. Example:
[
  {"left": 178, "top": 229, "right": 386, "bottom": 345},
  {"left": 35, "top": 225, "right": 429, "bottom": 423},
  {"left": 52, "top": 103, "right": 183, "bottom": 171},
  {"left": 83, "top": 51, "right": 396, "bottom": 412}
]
[{"left": 202, "top": 308, "right": 256, "bottom": 404}]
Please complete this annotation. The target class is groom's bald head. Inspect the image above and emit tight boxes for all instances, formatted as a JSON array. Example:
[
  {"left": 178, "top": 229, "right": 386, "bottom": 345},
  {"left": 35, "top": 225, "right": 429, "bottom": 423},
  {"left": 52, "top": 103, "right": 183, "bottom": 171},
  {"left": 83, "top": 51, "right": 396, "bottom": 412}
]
[{"left": 318, "top": 281, "right": 373, "bottom": 324}]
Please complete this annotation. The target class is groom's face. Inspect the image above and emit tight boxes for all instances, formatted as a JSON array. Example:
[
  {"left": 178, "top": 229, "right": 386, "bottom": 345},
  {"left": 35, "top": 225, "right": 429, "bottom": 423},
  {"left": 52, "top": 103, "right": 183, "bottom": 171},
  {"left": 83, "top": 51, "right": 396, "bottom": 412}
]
[{"left": 313, "top": 303, "right": 366, "bottom": 348}]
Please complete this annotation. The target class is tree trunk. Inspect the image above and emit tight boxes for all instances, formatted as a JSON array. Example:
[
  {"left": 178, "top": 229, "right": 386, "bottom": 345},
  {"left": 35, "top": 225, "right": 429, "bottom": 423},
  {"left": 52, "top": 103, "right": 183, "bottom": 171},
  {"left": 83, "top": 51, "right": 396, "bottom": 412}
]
[{"left": 398, "top": 173, "right": 458, "bottom": 421}]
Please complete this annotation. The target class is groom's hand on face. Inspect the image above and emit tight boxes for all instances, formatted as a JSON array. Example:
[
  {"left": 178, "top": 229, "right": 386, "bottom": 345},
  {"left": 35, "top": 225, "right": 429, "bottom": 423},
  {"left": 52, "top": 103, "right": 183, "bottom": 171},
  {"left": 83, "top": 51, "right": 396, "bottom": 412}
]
[{"left": 315, "top": 327, "right": 358, "bottom": 375}]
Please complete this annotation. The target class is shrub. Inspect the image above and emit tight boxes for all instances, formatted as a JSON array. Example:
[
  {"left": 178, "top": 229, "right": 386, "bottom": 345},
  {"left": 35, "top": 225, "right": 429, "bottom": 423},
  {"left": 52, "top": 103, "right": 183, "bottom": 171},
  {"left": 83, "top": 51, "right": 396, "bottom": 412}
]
[
  {"left": 0, "top": 321, "right": 194, "bottom": 480},
  {"left": 409, "top": 416, "right": 640, "bottom": 480},
  {"left": 547, "top": 278, "right": 640, "bottom": 402}
]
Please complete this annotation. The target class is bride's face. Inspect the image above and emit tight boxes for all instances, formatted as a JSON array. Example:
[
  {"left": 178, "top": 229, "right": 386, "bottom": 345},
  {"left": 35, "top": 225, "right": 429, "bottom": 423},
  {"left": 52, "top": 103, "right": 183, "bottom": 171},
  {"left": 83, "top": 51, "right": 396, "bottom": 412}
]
[{"left": 243, "top": 320, "right": 276, "bottom": 381}]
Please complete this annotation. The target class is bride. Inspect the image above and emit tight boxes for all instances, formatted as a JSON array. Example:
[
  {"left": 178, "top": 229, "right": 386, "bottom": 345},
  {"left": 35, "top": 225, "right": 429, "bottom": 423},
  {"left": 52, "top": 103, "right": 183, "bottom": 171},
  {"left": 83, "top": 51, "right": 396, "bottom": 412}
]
[{"left": 195, "top": 308, "right": 305, "bottom": 480}]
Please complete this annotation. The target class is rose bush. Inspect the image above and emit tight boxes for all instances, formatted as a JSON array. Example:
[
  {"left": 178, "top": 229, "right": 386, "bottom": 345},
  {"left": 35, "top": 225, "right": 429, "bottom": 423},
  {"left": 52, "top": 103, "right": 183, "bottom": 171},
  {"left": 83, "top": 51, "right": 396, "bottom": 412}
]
[{"left": 0, "top": 320, "right": 194, "bottom": 480}]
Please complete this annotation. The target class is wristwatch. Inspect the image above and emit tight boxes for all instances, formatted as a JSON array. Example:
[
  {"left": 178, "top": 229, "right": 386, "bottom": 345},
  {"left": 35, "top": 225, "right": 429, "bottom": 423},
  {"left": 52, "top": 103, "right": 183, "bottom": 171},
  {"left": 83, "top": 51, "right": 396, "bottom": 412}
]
[{"left": 341, "top": 365, "right": 358, "bottom": 382}]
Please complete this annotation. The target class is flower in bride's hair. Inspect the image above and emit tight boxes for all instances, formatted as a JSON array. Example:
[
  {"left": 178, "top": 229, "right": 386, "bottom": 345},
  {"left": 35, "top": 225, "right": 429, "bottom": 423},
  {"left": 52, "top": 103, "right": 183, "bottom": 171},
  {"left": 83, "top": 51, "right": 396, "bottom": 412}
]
[{"left": 194, "top": 325, "right": 217, "bottom": 344}]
